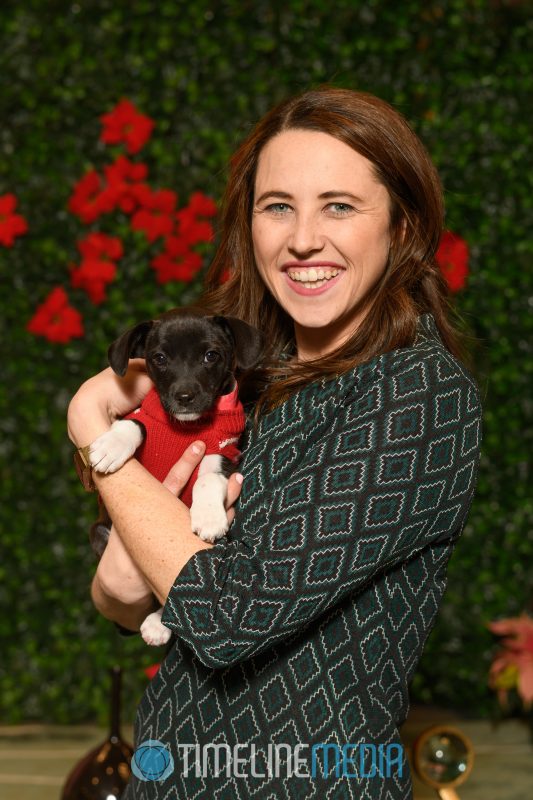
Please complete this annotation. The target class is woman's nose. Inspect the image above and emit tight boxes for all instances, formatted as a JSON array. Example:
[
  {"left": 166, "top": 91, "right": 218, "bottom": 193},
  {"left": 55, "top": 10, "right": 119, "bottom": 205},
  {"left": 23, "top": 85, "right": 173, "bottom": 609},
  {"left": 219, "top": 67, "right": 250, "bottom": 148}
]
[{"left": 287, "top": 213, "right": 324, "bottom": 256}]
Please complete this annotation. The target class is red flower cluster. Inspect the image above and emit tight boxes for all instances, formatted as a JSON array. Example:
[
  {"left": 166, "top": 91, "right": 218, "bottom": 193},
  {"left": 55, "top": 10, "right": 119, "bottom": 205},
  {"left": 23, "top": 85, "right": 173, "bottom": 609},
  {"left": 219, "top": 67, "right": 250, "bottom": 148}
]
[
  {"left": 100, "top": 98, "right": 155, "bottom": 154},
  {"left": 28, "top": 98, "right": 218, "bottom": 343},
  {"left": 70, "top": 233, "right": 123, "bottom": 304},
  {"left": 0, "top": 193, "right": 28, "bottom": 247},
  {"left": 67, "top": 101, "right": 217, "bottom": 265},
  {"left": 68, "top": 157, "right": 150, "bottom": 224},
  {"left": 27, "top": 287, "right": 83, "bottom": 343},
  {"left": 131, "top": 188, "right": 177, "bottom": 242},
  {"left": 436, "top": 230, "right": 469, "bottom": 292},
  {"left": 151, "top": 191, "right": 217, "bottom": 283},
  {"left": 68, "top": 170, "right": 115, "bottom": 224},
  {"left": 104, "top": 156, "right": 149, "bottom": 214}
]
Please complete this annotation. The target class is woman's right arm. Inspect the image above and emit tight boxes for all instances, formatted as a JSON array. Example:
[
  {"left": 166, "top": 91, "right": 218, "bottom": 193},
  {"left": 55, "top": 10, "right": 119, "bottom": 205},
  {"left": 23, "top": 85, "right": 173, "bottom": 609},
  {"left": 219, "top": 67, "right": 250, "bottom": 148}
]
[
  {"left": 91, "top": 526, "right": 158, "bottom": 631},
  {"left": 88, "top": 435, "right": 244, "bottom": 630},
  {"left": 68, "top": 358, "right": 155, "bottom": 628}
]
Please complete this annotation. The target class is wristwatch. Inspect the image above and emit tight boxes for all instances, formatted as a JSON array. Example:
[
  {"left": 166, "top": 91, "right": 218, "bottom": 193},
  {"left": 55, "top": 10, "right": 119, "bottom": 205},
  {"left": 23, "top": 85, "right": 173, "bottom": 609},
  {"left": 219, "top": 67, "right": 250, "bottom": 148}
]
[{"left": 73, "top": 444, "right": 97, "bottom": 492}]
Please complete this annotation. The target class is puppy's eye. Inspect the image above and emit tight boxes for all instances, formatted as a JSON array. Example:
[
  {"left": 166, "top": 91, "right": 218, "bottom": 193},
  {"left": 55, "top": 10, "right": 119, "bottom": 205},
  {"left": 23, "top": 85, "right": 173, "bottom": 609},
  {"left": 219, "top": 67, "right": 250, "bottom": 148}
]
[
  {"left": 152, "top": 352, "right": 167, "bottom": 366},
  {"left": 204, "top": 350, "right": 220, "bottom": 363}
]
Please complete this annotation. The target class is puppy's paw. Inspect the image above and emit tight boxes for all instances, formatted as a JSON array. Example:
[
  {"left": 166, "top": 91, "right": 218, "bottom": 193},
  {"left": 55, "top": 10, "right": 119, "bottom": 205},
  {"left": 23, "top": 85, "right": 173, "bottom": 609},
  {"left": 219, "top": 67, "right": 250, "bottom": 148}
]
[
  {"left": 140, "top": 610, "right": 171, "bottom": 647},
  {"left": 190, "top": 503, "right": 229, "bottom": 544},
  {"left": 89, "top": 420, "right": 143, "bottom": 473}
]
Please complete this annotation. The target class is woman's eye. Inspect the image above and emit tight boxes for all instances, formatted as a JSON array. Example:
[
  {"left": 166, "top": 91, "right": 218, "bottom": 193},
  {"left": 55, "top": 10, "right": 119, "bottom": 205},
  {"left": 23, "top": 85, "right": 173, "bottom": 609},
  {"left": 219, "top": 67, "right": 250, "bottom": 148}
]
[
  {"left": 265, "top": 202, "right": 292, "bottom": 215},
  {"left": 327, "top": 202, "right": 355, "bottom": 215},
  {"left": 204, "top": 350, "right": 220, "bottom": 363},
  {"left": 152, "top": 352, "right": 167, "bottom": 366}
]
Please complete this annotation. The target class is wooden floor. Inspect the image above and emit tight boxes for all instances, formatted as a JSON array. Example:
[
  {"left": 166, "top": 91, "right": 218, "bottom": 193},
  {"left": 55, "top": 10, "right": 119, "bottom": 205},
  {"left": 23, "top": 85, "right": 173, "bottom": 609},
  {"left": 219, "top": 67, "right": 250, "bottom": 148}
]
[{"left": 0, "top": 707, "right": 531, "bottom": 799}]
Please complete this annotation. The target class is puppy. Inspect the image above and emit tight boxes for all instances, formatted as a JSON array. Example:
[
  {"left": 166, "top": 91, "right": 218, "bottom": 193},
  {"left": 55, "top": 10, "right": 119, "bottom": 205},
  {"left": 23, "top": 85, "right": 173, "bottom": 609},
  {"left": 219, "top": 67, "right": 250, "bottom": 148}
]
[{"left": 87, "top": 307, "right": 263, "bottom": 645}]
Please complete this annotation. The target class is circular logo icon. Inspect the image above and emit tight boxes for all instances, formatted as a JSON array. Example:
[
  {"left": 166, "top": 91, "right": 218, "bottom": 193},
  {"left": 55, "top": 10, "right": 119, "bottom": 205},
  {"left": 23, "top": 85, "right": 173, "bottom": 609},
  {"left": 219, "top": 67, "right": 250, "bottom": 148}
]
[{"left": 131, "top": 739, "right": 174, "bottom": 782}]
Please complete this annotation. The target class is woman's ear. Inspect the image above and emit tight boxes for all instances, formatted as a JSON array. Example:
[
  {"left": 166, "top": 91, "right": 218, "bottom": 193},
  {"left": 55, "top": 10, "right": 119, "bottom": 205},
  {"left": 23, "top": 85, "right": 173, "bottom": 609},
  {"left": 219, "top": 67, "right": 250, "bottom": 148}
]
[{"left": 107, "top": 321, "right": 154, "bottom": 376}]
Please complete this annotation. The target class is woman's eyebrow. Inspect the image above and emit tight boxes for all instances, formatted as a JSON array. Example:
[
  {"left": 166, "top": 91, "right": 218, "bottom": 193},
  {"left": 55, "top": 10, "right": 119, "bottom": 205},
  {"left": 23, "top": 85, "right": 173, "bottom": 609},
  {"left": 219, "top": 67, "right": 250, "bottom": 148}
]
[
  {"left": 319, "top": 190, "right": 364, "bottom": 203},
  {"left": 254, "top": 190, "right": 293, "bottom": 204},
  {"left": 254, "top": 190, "right": 364, "bottom": 204}
]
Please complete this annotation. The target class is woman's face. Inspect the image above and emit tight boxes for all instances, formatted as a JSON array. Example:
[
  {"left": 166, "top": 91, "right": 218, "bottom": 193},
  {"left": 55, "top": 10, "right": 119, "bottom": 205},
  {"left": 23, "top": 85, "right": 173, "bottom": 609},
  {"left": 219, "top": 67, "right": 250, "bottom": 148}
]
[{"left": 252, "top": 129, "right": 392, "bottom": 360}]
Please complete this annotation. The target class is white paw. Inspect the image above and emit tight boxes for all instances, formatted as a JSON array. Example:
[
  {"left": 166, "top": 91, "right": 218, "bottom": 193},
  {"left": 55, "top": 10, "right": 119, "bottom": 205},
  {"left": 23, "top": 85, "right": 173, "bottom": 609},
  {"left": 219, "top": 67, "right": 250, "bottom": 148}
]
[
  {"left": 140, "top": 610, "right": 171, "bottom": 647},
  {"left": 89, "top": 420, "right": 143, "bottom": 473},
  {"left": 190, "top": 503, "right": 229, "bottom": 543},
  {"left": 191, "top": 468, "right": 230, "bottom": 543}
]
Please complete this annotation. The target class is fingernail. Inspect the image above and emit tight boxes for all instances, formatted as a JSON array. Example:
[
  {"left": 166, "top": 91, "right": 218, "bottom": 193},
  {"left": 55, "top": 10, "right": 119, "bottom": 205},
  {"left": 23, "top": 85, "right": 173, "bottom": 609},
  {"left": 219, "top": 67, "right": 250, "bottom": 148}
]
[
  {"left": 235, "top": 473, "right": 244, "bottom": 484},
  {"left": 192, "top": 441, "right": 205, "bottom": 454}
]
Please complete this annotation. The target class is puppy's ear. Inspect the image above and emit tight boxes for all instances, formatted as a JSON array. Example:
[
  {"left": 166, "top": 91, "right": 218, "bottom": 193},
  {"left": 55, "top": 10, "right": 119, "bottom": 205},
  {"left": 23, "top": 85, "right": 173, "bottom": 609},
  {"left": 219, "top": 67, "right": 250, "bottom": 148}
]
[
  {"left": 213, "top": 316, "right": 265, "bottom": 371},
  {"left": 108, "top": 321, "right": 154, "bottom": 377}
]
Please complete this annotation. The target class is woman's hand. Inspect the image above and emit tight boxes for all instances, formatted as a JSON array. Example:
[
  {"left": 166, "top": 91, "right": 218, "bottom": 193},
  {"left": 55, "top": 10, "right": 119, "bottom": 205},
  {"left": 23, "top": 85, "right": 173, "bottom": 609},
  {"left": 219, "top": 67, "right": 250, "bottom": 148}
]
[
  {"left": 68, "top": 358, "right": 153, "bottom": 448},
  {"left": 162, "top": 441, "right": 244, "bottom": 527}
]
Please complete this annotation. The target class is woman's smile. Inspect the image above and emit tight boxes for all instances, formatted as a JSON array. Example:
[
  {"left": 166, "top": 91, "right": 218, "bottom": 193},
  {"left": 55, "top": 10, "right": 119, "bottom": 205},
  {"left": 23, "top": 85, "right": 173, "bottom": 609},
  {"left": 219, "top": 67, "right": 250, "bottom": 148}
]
[{"left": 283, "top": 261, "right": 345, "bottom": 295}]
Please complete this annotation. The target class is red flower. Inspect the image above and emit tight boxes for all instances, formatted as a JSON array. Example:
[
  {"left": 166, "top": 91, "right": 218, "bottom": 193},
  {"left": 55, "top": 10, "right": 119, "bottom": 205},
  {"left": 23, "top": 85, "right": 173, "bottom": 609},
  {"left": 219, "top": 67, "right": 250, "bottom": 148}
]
[
  {"left": 27, "top": 287, "right": 83, "bottom": 343},
  {"left": 163, "top": 235, "right": 194, "bottom": 259},
  {"left": 175, "top": 207, "right": 214, "bottom": 246},
  {"left": 104, "top": 156, "right": 149, "bottom": 214},
  {"left": 436, "top": 230, "right": 469, "bottom": 292},
  {"left": 70, "top": 233, "right": 123, "bottom": 303},
  {"left": 68, "top": 169, "right": 117, "bottom": 224},
  {"left": 131, "top": 188, "right": 177, "bottom": 242},
  {"left": 77, "top": 232, "right": 123, "bottom": 262},
  {"left": 188, "top": 191, "right": 218, "bottom": 218},
  {"left": 144, "top": 663, "right": 160, "bottom": 680},
  {"left": 151, "top": 249, "right": 203, "bottom": 284},
  {"left": 0, "top": 193, "right": 28, "bottom": 246},
  {"left": 70, "top": 258, "right": 117, "bottom": 304},
  {"left": 100, "top": 99, "right": 155, "bottom": 155}
]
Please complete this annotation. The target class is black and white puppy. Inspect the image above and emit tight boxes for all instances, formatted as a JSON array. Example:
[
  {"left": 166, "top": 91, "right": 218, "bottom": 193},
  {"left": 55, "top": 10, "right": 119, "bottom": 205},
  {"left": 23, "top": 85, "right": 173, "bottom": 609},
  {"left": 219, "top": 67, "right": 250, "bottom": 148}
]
[{"left": 87, "top": 307, "right": 263, "bottom": 645}]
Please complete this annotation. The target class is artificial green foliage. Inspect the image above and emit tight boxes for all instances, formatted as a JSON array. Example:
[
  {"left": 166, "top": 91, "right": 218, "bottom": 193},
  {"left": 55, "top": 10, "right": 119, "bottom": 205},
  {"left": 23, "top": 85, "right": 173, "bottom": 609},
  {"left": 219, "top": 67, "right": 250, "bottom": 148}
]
[{"left": 0, "top": 0, "right": 531, "bottom": 724}]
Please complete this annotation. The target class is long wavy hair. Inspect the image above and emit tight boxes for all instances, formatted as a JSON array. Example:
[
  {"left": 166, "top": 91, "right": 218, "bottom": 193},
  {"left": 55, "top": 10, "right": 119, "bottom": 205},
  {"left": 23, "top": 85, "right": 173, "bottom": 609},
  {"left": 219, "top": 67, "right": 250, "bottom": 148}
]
[{"left": 197, "top": 87, "right": 468, "bottom": 423}]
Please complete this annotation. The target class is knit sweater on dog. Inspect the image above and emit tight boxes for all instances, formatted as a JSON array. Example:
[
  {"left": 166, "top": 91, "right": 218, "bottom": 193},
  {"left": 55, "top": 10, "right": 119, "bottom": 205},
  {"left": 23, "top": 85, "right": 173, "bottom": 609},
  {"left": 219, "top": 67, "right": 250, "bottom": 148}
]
[
  {"left": 124, "top": 384, "right": 245, "bottom": 508},
  {"left": 122, "top": 314, "right": 482, "bottom": 800}
]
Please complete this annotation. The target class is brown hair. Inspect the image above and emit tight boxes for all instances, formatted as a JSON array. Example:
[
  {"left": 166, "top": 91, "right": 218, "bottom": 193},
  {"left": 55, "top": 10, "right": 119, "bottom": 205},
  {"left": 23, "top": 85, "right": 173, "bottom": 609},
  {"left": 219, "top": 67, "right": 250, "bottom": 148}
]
[{"left": 197, "top": 86, "right": 469, "bottom": 423}]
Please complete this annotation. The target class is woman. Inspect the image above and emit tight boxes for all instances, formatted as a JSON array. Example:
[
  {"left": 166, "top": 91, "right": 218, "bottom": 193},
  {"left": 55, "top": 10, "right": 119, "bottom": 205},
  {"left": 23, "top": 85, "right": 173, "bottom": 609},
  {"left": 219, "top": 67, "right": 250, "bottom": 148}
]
[{"left": 68, "top": 87, "right": 482, "bottom": 799}]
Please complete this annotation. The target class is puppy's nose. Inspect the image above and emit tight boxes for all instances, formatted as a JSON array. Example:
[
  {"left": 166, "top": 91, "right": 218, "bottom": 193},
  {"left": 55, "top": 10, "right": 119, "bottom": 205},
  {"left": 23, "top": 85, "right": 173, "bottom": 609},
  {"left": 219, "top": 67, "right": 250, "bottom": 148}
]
[{"left": 175, "top": 391, "right": 195, "bottom": 405}]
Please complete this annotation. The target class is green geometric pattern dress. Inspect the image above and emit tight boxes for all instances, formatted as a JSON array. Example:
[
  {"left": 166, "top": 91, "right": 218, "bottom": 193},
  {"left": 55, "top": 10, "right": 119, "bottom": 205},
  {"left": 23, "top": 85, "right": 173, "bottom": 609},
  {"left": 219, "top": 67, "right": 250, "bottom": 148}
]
[{"left": 124, "top": 313, "right": 482, "bottom": 800}]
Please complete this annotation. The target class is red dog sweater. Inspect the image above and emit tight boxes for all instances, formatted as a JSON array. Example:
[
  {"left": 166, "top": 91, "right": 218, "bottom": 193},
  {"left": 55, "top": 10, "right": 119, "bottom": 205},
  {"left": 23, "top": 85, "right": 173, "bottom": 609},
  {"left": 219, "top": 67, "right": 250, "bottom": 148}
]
[{"left": 124, "top": 383, "right": 245, "bottom": 508}]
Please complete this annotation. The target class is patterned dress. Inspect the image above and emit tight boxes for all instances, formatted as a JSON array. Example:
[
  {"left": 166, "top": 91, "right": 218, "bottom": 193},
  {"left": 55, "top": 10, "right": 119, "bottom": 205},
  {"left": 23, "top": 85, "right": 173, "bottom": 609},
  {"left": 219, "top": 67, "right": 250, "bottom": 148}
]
[{"left": 123, "top": 313, "right": 482, "bottom": 800}]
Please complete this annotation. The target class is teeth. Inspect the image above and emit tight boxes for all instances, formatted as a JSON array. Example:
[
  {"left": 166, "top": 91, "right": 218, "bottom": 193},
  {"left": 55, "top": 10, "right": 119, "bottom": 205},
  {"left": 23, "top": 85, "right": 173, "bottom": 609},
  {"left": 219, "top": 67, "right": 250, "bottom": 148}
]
[
  {"left": 303, "top": 279, "right": 328, "bottom": 288},
  {"left": 288, "top": 268, "right": 340, "bottom": 282}
]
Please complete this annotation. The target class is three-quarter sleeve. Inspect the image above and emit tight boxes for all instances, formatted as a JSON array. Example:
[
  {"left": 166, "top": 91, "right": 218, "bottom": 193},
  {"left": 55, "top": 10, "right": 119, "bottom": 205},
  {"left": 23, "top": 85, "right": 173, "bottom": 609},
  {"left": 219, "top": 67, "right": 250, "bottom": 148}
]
[{"left": 161, "top": 344, "right": 482, "bottom": 669}]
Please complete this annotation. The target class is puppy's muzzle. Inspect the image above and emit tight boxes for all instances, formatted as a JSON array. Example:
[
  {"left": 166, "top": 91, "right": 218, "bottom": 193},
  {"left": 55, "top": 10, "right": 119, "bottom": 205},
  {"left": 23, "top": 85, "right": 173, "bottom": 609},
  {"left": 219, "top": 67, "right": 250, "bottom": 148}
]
[{"left": 162, "top": 383, "right": 215, "bottom": 419}]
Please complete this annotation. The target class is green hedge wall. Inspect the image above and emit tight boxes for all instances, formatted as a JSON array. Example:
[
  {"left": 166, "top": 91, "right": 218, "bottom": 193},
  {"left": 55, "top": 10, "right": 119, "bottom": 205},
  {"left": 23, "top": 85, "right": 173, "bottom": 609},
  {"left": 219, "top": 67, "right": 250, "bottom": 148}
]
[{"left": 1, "top": 0, "right": 531, "bottom": 724}]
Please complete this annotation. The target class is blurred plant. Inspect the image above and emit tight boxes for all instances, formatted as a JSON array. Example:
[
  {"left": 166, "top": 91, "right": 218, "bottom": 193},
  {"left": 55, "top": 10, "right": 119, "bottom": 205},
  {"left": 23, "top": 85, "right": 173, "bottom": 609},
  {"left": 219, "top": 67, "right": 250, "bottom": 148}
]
[{"left": 488, "top": 614, "right": 533, "bottom": 740}]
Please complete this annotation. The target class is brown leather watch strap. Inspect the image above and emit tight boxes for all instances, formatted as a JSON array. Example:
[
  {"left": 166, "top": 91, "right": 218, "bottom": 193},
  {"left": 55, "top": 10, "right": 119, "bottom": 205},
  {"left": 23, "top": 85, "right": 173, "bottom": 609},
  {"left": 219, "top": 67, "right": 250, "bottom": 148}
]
[{"left": 73, "top": 445, "right": 97, "bottom": 492}]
